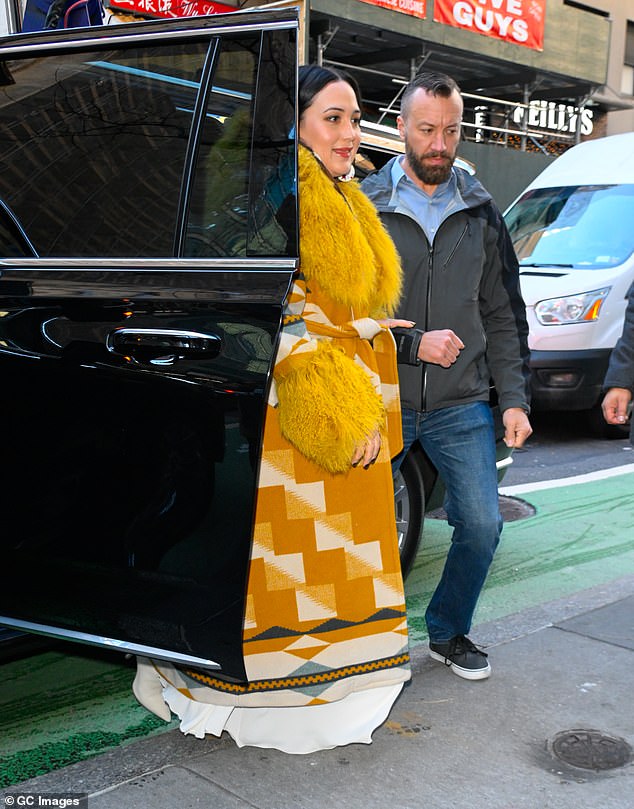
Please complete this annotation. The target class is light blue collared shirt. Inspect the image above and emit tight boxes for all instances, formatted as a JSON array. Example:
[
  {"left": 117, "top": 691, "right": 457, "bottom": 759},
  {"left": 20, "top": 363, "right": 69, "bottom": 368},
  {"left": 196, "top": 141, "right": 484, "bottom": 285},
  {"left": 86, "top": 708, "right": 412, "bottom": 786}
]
[{"left": 390, "top": 157, "right": 467, "bottom": 244}]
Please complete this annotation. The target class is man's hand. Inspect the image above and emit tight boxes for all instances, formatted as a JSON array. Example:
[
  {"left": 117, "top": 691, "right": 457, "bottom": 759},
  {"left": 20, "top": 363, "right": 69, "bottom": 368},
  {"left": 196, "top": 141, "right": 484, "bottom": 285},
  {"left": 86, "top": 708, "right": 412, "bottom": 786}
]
[
  {"left": 418, "top": 329, "right": 464, "bottom": 368},
  {"left": 502, "top": 407, "right": 533, "bottom": 449},
  {"left": 601, "top": 387, "right": 632, "bottom": 425}
]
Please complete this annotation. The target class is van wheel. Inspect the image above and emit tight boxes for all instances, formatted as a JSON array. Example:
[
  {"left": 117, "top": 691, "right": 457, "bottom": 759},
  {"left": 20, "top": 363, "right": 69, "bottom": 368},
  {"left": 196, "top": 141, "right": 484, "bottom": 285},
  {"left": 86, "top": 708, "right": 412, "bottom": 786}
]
[{"left": 393, "top": 450, "right": 425, "bottom": 579}]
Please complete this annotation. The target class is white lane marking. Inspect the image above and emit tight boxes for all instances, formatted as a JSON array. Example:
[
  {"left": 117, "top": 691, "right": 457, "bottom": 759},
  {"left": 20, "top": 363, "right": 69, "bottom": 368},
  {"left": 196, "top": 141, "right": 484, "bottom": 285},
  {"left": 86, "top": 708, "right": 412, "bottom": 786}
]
[{"left": 499, "top": 463, "right": 634, "bottom": 495}]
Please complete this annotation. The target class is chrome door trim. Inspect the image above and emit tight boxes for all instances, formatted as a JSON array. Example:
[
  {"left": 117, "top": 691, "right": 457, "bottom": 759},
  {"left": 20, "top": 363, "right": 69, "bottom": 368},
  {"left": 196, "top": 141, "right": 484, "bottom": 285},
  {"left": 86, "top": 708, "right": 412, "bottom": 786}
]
[
  {"left": 0, "top": 258, "right": 298, "bottom": 270},
  {"left": 0, "top": 617, "right": 223, "bottom": 670},
  {"left": 0, "top": 16, "right": 299, "bottom": 57}
]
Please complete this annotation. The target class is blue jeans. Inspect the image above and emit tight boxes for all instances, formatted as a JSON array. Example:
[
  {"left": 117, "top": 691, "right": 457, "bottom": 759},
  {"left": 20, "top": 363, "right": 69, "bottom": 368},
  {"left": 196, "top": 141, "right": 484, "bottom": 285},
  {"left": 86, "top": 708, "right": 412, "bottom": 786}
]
[{"left": 393, "top": 402, "right": 502, "bottom": 644}]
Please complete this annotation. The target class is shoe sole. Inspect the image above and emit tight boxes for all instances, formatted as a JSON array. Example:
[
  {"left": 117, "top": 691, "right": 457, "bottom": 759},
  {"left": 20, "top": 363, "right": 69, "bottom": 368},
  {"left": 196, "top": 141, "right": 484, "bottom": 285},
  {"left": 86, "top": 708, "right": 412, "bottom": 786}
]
[{"left": 429, "top": 649, "right": 491, "bottom": 681}]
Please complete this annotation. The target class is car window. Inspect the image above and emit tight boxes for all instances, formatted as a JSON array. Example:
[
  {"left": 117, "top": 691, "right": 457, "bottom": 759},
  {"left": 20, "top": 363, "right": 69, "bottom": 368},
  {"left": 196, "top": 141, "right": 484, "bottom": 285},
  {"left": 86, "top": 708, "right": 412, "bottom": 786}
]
[
  {"left": 183, "top": 32, "right": 296, "bottom": 259},
  {"left": 184, "top": 36, "right": 258, "bottom": 258},
  {"left": 0, "top": 28, "right": 296, "bottom": 261},
  {"left": 0, "top": 41, "right": 208, "bottom": 257},
  {"left": 0, "top": 198, "right": 36, "bottom": 256}
]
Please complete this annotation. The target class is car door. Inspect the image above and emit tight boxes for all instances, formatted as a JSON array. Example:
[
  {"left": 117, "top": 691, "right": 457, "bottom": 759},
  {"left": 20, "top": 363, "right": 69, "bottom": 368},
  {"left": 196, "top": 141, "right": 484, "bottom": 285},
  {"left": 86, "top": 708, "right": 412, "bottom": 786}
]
[{"left": 0, "top": 9, "right": 298, "bottom": 682}]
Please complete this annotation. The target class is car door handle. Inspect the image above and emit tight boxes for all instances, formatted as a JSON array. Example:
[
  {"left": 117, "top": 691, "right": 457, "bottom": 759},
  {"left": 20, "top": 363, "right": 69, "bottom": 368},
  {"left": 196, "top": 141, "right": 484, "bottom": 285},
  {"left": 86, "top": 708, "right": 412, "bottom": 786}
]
[{"left": 106, "top": 328, "right": 222, "bottom": 365}]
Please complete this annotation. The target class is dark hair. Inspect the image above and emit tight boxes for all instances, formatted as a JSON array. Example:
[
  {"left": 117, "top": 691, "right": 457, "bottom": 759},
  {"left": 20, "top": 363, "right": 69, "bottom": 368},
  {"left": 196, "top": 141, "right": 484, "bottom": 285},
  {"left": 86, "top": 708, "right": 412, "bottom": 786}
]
[
  {"left": 298, "top": 64, "right": 362, "bottom": 119},
  {"left": 401, "top": 71, "right": 461, "bottom": 119}
]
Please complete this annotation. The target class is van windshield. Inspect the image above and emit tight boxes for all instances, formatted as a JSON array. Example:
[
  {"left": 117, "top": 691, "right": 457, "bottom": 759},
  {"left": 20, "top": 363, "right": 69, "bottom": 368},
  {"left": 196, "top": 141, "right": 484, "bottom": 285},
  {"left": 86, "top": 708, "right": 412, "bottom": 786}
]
[{"left": 505, "top": 184, "right": 634, "bottom": 270}]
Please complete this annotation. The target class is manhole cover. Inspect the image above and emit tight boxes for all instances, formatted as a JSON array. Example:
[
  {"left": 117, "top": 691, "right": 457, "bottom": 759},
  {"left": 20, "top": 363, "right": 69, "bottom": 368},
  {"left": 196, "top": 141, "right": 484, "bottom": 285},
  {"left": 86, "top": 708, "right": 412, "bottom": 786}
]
[
  {"left": 498, "top": 495, "right": 536, "bottom": 521},
  {"left": 549, "top": 729, "right": 633, "bottom": 771},
  {"left": 427, "top": 495, "right": 536, "bottom": 522}
]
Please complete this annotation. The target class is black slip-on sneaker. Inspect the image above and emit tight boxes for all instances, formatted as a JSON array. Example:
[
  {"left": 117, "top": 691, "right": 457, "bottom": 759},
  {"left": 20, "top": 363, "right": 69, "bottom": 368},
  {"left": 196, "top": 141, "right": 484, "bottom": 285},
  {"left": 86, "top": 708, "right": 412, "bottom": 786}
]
[{"left": 429, "top": 635, "right": 491, "bottom": 680}]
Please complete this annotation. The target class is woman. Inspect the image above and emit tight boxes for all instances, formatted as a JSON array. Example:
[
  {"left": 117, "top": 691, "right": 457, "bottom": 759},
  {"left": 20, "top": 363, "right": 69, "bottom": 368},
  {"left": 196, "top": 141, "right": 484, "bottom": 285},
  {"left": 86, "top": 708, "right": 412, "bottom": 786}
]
[{"left": 133, "top": 65, "right": 412, "bottom": 753}]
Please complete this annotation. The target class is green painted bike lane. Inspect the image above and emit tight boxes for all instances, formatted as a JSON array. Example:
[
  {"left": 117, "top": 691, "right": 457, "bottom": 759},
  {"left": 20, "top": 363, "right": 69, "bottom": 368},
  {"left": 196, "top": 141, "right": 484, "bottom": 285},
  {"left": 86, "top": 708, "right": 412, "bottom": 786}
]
[
  {"left": 405, "top": 464, "right": 634, "bottom": 643},
  {"left": 1, "top": 466, "right": 633, "bottom": 786}
]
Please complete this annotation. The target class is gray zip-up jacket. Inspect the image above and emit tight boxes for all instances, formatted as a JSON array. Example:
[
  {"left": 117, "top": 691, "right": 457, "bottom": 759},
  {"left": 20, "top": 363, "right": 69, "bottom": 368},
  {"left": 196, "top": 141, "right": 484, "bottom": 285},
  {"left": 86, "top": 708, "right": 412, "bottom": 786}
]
[{"left": 361, "top": 159, "right": 530, "bottom": 415}]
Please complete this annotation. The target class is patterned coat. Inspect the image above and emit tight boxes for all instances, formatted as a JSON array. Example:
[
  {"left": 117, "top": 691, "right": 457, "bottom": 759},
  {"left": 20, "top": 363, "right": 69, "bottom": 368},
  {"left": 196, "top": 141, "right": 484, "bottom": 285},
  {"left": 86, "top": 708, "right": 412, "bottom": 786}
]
[{"left": 142, "top": 146, "right": 411, "bottom": 721}]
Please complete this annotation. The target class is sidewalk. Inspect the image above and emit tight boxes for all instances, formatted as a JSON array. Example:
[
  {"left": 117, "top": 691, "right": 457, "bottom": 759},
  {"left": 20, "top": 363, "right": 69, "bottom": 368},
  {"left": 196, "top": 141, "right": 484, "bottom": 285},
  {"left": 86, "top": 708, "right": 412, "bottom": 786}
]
[{"left": 3, "top": 575, "right": 632, "bottom": 809}]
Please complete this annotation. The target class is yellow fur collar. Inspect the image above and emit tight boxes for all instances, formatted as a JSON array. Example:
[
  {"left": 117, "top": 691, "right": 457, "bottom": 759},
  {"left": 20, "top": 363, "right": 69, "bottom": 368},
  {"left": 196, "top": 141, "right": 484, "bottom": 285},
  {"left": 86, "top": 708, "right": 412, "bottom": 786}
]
[{"left": 298, "top": 146, "right": 402, "bottom": 316}]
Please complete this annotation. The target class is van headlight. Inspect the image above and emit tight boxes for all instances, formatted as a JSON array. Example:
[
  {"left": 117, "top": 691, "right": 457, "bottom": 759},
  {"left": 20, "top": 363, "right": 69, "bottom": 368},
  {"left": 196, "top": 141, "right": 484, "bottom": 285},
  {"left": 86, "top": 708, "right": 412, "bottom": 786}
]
[{"left": 534, "top": 287, "right": 610, "bottom": 325}]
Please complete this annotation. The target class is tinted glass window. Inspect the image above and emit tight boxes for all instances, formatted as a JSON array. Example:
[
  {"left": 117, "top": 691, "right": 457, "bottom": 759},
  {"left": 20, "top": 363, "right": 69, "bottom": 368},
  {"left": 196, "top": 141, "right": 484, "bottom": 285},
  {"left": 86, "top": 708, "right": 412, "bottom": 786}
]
[
  {"left": 184, "top": 36, "right": 258, "bottom": 258},
  {"left": 247, "top": 28, "right": 297, "bottom": 258},
  {"left": 0, "top": 199, "right": 36, "bottom": 257},
  {"left": 505, "top": 184, "right": 634, "bottom": 270},
  {"left": 0, "top": 28, "right": 296, "bottom": 261},
  {"left": 0, "top": 42, "right": 207, "bottom": 257},
  {"left": 184, "top": 30, "right": 296, "bottom": 258}
]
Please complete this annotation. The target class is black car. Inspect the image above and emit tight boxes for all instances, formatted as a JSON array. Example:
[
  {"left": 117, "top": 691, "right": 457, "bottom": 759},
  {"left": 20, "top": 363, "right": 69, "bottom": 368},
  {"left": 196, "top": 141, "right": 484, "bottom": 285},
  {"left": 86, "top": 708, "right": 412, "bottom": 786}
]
[{"left": 0, "top": 9, "right": 511, "bottom": 674}]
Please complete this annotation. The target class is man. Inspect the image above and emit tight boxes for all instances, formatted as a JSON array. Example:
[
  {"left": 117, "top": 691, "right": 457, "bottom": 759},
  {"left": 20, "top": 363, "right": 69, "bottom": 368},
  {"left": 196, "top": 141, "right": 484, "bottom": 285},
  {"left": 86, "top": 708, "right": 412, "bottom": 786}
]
[
  {"left": 361, "top": 71, "right": 532, "bottom": 681},
  {"left": 602, "top": 281, "right": 634, "bottom": 442}
]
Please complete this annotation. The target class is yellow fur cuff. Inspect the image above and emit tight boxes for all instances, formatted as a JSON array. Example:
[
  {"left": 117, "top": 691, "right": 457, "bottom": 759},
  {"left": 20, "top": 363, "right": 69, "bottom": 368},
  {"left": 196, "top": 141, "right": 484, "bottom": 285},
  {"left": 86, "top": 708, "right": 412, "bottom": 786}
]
[{"left": 276, "top": 342, "right": 385, "bottom": 474}]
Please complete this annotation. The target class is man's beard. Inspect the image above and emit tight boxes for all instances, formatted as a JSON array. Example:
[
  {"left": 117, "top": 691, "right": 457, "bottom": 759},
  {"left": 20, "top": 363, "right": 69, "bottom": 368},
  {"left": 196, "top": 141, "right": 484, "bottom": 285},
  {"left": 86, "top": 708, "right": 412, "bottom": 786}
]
[{"left": 406, "top": 144, "right": 455, "bottom": 186}]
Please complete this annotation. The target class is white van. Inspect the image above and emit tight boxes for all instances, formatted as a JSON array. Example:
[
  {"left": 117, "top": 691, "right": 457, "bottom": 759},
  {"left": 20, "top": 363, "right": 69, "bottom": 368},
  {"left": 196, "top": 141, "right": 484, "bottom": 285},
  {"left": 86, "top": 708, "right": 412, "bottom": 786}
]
[{"left": 504, "top": 132, "right": 634, "bottom": 433}]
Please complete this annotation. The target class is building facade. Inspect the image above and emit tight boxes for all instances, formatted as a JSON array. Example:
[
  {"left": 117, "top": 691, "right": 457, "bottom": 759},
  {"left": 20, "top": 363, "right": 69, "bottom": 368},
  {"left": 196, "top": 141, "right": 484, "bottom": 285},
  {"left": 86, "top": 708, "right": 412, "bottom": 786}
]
[
  {"left": 577, "top": 0, "right": 634, "bottom": 135},
  {"left": 290, "top": 0, "right": 634, "bottom": 152},
  {"left": 8, "top": 1, "right": 631, "bottom": 146}
]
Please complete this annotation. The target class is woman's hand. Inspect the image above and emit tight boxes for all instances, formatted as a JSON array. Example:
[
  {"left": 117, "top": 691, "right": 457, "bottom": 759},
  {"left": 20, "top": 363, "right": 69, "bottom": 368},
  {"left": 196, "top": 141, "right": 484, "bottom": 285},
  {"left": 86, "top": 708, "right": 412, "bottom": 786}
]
[
  {"left": 377, "top": 318, "right": 415, "bottom": 329},
  {"left": 351, "top": 429, "right": 381, "bottom": 469}
]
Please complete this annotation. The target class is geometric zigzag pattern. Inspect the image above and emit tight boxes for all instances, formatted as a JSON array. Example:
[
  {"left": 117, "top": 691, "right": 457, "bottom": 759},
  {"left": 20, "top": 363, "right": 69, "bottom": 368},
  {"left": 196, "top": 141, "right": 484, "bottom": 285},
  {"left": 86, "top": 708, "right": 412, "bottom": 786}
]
[
  {"left": 178, "top": 274, "right": 411, "bottom": 708},
  {"left": 233, "top": 397, "right": 411, "bottom": 705}
]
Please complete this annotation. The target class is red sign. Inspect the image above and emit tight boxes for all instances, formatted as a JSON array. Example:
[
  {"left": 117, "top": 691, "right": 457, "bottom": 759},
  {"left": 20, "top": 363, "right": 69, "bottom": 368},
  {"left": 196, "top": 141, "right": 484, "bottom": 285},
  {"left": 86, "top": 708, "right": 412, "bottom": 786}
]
[
  {"left": 356, "top": 0, "right": 426, "bottom": 21},
  {"left": 108, "top": 0, "right": 236, "bottom": 19},
  {"left": 434, "top": 0, "right": 546, "bottom": 51}
]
